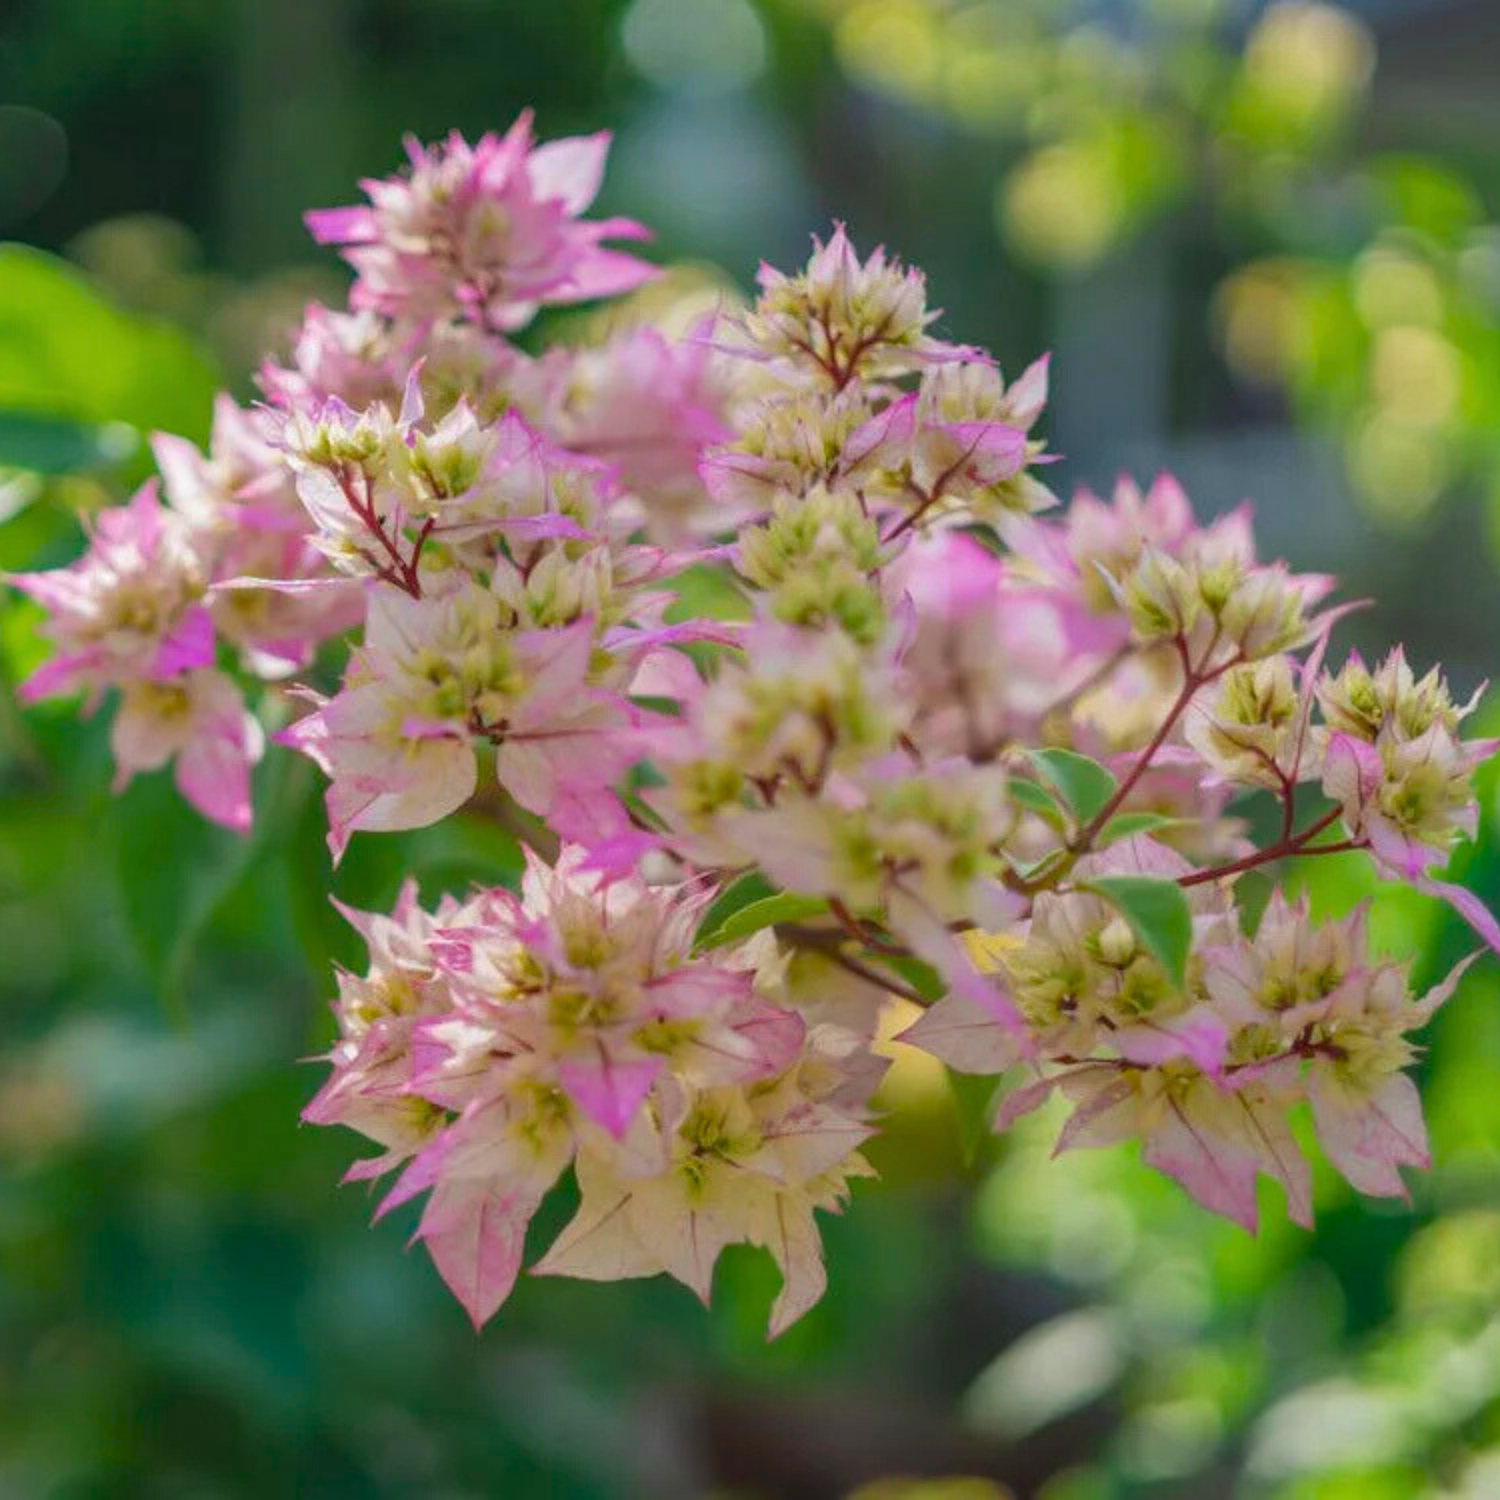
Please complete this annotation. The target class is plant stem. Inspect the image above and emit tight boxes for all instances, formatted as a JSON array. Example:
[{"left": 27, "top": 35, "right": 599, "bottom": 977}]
[
  {"left": 1176, "top": 807, "right": 1356, "bottom": 889},
  {"left": 780, "top": 922, "right": 930, "bottom": 1006}
]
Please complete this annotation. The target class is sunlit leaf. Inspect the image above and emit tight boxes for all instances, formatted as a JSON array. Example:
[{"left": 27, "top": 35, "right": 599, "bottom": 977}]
[
  {"left": 699, "top": 891, "right": 829, "bottom": 950},
  {"left": 0, "top": 243, "right": 220, "bottom": 449}
]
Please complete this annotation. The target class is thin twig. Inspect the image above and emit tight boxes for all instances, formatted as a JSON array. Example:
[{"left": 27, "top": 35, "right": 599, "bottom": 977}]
[
  {"left": 825, "top": 948, "right": 931, "bottom": 1007},
  {"left": 1070, "top": 643, "right": 1239, "bottom": 855},
  {"left": 1177, "top": 808, "right": 1356, "bottom": 889},
  {"left": 779, "top": 922, "right": 931, "bottom": 1006}
]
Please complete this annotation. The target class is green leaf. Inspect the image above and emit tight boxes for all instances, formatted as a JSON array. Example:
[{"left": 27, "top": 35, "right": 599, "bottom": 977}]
[
  {"left": 695, "top": 871, "right": 775, "bottom": 944},
  {"left": 0, "top": 243, "right": 221, "bottom": 449},
  {"left": 0, "top": 410, "right": 138, "bottom": 474},
  {"left": 1084, "top": 875, "right": 1193, "bottom": 990},
  {"left": 627, "top": 694, "right": 683, "bottom": 718},
  {"left": 1009, "top": 851, "right": 1066, "bottom": 884},
  {"left": 664, "top": 563, "right": 753, "bottom": 624},
  {"left": 625, "top": 760, "right": 667, "bottom": 790},
  {"left": 1028, "top": 747, "right": 1119, "bottom": 827},
  {"left": 1096, "top": 811, "right": 1183, "bottom": 846},
  {"left": 115, "top": 761, "right": 285, "bottom": 1018},
  {"left": 698, "top": 890, "right": 829, "bottom": 950},
  {"left": 1372, "top": 156, "right": 1482, "bottom": 246},
  {"left": 1008, "top": 776, "right": 1068, "bottom": 830},
  {"left": 948, "top": 1069, "right": 1000, "bottom": 1165},
  {"left": 406, "top": 809, "right": 524, "bottom": 898},
  {"left": 877, "top": 951, "right": 946, "bottom": 1003}
]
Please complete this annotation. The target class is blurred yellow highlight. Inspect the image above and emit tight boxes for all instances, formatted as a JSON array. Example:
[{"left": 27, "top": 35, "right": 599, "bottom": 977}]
[
  {"left": 1354, "top": 249, "right": 1445, "bottom": 330},
  {"left": 1370, "top": 326, "right": 1460, "bottom": 429},
  {"left": 835, "top": 0, "right": 941, "bottom": 102},
  {"left": 1234, "top": 1, "right": 1374, "bottom": 144},
  {"left": 1001, "top": 142, "right": 1125, "bottom": 272},
  {"left": 1216, "top": 263, "right": 1300, "bottom": 385}
]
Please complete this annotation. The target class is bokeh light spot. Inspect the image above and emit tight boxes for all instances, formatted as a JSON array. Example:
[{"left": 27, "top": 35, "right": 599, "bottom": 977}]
[
  {"left": 622, "top": 0, "right": 768, "bottom": 96},
  {"left": 836, "top": 0, "right": 940, "bottom": 102},
  {"left": 999, "top": 142, "right": 1122, "bottom": 271},
  {"left": 1371, "top": 325, "right": 1461, "bottom": 428},
  {"left": 1354, "top": 248, "right": 1444, "bottom": 331},
  {"left": 1348, "top": 416, "right": 1450, "bottom": 526}
]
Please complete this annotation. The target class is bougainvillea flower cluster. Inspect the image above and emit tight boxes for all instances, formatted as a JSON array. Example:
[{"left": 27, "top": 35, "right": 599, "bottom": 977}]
[{"left": 9, "top": 116, "right": 1497, "bottom": 1333}]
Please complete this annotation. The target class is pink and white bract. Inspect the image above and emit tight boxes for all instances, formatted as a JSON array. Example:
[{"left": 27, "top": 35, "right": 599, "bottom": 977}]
[{"left": 9, "top": 114, "right": 1498, "bottom": 1335}]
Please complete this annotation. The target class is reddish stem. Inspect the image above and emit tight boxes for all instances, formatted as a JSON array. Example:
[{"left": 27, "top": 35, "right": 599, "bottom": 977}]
[
  {"left": 883, "top": 438, "right": 990, "bottom": 545},
  {"left": 1072, "top": 663, "right": 1197, "bottom": 851},
  {"left": 1176, "top": 807, "right": 1358, "bottom": 889},
  {"left": 341, "top": 467, "right": 424, "bottom": 597}
]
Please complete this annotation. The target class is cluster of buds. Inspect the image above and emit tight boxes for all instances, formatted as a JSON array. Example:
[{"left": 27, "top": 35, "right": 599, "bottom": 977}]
[
  {"left": 1318, "top": 649, "right": 1494, "bottom": 879},
  {"left": 8, "top": 116, "right": 1497, "bottom": 1335}
]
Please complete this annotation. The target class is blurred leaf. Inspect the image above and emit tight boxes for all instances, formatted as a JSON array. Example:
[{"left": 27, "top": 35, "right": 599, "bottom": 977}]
[
  {"left": 407, "top": 808, "right": 524, "bottom": 896},
  {"left": 1008, "top": 776, "right": 1068, "bottom": 831},
  {"left": 114, "top": 751, "right": 303, "bottom": 1016},
  {"left": 114, "top": 772, "right": 247, "bottom": 1013},
  {"left": 1028, "top": 747, "right": 1119, "bottom": 826},
  {"left": 1085, "top": 875, "right": 1192, "bottom": 988},
  {"left": 0, "top": 590, "right": 48, "bottom": 692},
  {"left": 964, "top": 1308, "right": 1125, "bottom": 1440},
  {"left": 1097, "top": 810, "right": 1182, "bottom": 845},
  {"left": 1371, "top": 155, "right": 1483, "bottom": 246},
  {"left": 876, "top": 951, "right": 945, "bottom": 1003},
  {"left": 665, "top": 562, "right": 753, "bottom": 624},
  {"left": 699, "top": 891, "right": 828, "bottom": 950},
  {"left": 948, "top": 1069, "right": 1000, "bottom": 1166},
  {"left": 0, "top": 410, "right": 137, "bottom": 474},
  {"left": 287, "top": 773, "right": 406, "bottom": 982},
  {"left": 849, "top": 1479, "right": 1014, "bottom": 1500},
  {"left": 0, "top": 243, "right": 220, "bottom": 447}
]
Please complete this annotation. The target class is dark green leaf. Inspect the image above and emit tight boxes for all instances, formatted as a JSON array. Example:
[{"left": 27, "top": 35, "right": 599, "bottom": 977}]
[
  {"left": 877, "top": 951, "right": 946, "bottom": 1003},
  {"left": 695, "top": 871, "right": 775, "bottom": 945},
  {"left": 699, "top": 891, "right": 828, "bottom": 950},
  {"left": 948, "top": 1069, "right": 1000, "bottom": 1165},
  {"left": 1028, "top": 747, "right": 1119, "bottom": 826},
  {"left": 407, "top": 809, "right": 524, "bottom": 898},
  {"left": 627, "top": 695, "right": 684, "bottom": 718},
  {"left": 0, "top": 409, "right": 138, "bottom": 474},
  {"left": 1084, "top": 875, "right": 1193, "bottom": 990},
  {"left": 115, "top": 768, "right": 271, "bottom": 1017}
]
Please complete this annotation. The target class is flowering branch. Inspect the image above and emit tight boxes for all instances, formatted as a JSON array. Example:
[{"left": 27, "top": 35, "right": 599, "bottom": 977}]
[{"left": 6, "top": 116, "right": 1497, "bottom": 1336}]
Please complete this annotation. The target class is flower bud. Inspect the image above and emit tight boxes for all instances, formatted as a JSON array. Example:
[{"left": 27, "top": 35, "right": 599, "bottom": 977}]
[
  {"left": 1185, "top": 656, "right": 1299, "bottom": 788},
  {"left": 1318, "top": 647, "right": 1464, "bottom": 743},
  {"left": 1123, "top": 548, "right": 1200, "bottom": 642},
  {"left": 1093, "top": 915, "right": 1139, "bottom": 968}
]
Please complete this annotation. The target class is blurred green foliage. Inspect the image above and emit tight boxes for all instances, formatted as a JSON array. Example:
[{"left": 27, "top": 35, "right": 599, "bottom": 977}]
[
  {"left": 2, "top": 1, "right": 1500, "bottom": 1495},
  {"left": 809, "top": 0, "right": 1500, "bottom": 537}
]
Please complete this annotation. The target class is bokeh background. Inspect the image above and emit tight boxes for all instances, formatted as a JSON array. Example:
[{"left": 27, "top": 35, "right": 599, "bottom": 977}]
[{"left": 3, "top": 1, "right": 1500, "bottom": 1495}]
